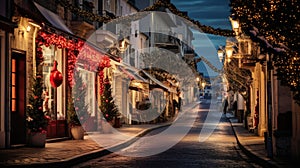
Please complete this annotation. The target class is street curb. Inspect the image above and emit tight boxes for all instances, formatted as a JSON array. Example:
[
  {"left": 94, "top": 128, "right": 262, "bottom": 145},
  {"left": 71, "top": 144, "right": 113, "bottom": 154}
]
[
  {"left": 1, "top": 102, "right": 199, "bottom": 168},
  {"left": 226, "top": 117, "right": 279, "bottom": 168},
  {"left": 1, "top": 123, "right": 172, "bottom": 168}
]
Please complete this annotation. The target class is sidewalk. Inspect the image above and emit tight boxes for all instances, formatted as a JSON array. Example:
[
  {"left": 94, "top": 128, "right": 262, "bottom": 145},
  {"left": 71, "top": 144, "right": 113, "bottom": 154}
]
[
  {"left": 0, "top": 103, "right": 296, "bottom": 168},
  {"left": 0, "top": 102, "right": 198, "bottom": 167},
  {"left": 226, "top": 112, "right": 295, "bottom": 168},
  {"left": 0, "top": 122, "right": 172, "bottom": 168}
]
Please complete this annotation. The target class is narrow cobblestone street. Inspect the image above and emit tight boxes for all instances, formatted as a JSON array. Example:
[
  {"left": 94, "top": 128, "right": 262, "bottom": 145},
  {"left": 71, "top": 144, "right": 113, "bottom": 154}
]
[{"left": 73, "top": 103, "right": 262, "bottom": 168}]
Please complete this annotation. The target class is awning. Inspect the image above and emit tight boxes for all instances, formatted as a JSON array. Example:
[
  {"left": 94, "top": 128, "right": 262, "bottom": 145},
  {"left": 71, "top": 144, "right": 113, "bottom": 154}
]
[
  {"left": 141, "top": 70, "right": 172, "bottom": 92},
  {"left": 34, "top": 2, "right": 73, "bottom": 34},
  {"left": 129, "top": 81, "right": 149, "bottom": 91},
  {"left": 119, "top": 66, "right": 148, "bottom": 83},
  {"left": 113, "top": 61, "right": 148, "bottom": 83}
]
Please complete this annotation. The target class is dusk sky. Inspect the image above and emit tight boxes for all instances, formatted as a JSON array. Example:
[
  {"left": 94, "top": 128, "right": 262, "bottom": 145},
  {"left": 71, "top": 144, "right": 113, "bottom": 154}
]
[
  {"left": 171, "top": 0, "right": 232, "bottom": 30},
  {"left": 171, "top": 0, "right": 232, "bottom": 77}
]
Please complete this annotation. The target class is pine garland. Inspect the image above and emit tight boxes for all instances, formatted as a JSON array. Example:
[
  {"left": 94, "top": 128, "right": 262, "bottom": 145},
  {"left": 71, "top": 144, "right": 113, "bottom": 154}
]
[{"left": 57, "top": 0, "right": 234, "bottom": 37}]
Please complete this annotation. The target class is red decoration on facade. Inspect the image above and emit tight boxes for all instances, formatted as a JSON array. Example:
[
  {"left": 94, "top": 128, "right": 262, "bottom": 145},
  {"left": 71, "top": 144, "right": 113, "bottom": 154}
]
[
  {"left": 35, "top": 30, "right": 113, "bottom": 88},
  {"left": 97, "top": 57, "right": 111, "bottom": 95},
  {"left": 50, "top": 60, "right": 63, "bottom": 88}
]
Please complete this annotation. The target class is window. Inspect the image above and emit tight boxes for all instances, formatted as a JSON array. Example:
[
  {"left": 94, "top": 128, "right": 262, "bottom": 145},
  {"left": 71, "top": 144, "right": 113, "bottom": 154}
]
[
  {"left": 78, "top": 68, "right": 96, "bottom": 117},
  {"left": 42, "top": 45, "right": 65, "bottom": 120},
  {"left": 11, "top": 59, "right": 16, "bottom": 112}
]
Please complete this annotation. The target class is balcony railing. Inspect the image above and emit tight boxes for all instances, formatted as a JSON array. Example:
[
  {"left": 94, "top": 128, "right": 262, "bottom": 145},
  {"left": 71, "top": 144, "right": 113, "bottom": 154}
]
[
  {"left": 72, "top": 0, "right": 94, "bottom": 24},
  {"left": 154, "top": 33, "right": 177, "bottom": 45},
  {"left": 36, "top": 0, "right": 57, "bottom": 13}
]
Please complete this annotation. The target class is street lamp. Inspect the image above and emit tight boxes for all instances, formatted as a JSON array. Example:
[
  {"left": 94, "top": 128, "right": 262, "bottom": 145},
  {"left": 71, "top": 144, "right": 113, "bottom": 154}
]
[
  {"left": 230, "top": 17, "right": 240, "bottom": 36},
  {"left": 225, "top": 45, "right": 233, "bottom": 63},
  {"left": 218, "top": 48, "right": 225, "bottom": 64},
  {"left": 201, "top": 82, "right": 206, "bottom": 90}
]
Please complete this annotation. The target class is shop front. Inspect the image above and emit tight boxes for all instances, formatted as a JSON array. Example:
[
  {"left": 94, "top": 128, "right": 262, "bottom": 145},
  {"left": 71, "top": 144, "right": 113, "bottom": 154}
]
[{"left": 41, "top": 45, "right": 67, "bottom": 138}]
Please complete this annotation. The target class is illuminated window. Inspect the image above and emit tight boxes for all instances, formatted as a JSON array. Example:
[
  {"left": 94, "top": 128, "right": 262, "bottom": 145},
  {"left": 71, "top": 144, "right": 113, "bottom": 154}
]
[{"left": 11, "top": 59, "right": 16, "bottom": 112}]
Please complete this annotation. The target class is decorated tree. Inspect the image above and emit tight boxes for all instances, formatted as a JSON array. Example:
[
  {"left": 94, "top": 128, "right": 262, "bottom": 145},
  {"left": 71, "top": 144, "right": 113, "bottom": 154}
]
[
  {"left": 100, "top": 77, "right": 118, "bottom": 122},
  {"left": 26, "top": 75, "right": 50, "bottom": 133},
  {"left": 67, "top": 70, "right": 90, "bottom": 126}
]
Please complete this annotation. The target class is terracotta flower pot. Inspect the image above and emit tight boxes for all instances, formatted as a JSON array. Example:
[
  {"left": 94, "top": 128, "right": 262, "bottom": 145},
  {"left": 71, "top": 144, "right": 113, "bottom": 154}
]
[{"left": 70, "top": 125, "right": 85, "bottom": 140}]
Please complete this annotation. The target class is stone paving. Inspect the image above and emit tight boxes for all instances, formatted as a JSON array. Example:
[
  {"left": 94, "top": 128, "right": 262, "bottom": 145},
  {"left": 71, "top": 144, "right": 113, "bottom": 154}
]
[
  {"left": 0, "top": 103, "right": 295, "bottom": 168},
  {"left": 227, "top": 113, "right": 295, "bottom": 168},
  {"left": 0, "top": 123, "right": 171, "bottom": 167}
]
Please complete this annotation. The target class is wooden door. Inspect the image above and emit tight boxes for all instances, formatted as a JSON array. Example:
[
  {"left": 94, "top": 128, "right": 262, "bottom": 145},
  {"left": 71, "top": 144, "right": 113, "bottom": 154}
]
[{"left": 11, "top": 51, "right": 26, "bottom": 145}]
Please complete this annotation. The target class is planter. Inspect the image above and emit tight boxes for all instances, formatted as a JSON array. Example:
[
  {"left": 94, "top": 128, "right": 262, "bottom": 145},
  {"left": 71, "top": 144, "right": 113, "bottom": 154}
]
[
  {"left": 102, "top": 121, "right": 113, "bottom": 133},
  {"left": 28, "top": 132, "right": 46, "bottom": 148},
  {"left": 70, "top": 125, "right": 85, "bottom": 140},
  {"left": 114, "top": 117, "right": 122, "bottom": 128}
]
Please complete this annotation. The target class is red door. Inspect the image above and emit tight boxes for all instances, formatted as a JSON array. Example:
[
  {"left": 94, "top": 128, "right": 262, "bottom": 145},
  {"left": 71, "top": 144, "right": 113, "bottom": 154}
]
[{"left": 11, "top": 51, "right": 26, "bottom": 145}]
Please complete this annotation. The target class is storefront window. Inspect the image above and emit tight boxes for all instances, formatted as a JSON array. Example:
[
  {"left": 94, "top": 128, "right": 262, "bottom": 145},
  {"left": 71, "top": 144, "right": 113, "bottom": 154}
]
[
  {"left": 78, "top": 68, "right": 96, "bottom": 117},
  {"left": 42, "top": 45, "right": 65, "bottom": 120}
]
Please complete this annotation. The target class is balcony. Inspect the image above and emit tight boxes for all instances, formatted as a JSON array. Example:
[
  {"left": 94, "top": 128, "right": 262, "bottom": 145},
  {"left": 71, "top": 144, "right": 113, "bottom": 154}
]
[
  {"left": 95, "top": 29, "right": 117, "bottom": 48},
  {"left": 240, "top": 56, "right": 257, "bottom": 69},
  {"left": 70, "top": 0, "right": 95, "bottom": 38},
  {"left": 239, "top": 41, "right": 260, "bottom": 69},
  {"left": 154, "top": 33, "right": 180, "bottom": 54}
]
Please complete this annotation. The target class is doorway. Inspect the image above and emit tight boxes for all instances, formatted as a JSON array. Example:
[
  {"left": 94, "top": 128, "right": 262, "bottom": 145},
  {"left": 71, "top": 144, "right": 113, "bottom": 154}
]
[{"left": 11, "top": 51, "right": 26, "bottom": 145}]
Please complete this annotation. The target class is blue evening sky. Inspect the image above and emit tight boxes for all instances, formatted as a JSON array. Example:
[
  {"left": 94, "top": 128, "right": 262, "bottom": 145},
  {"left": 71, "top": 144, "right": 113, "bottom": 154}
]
[{"left": 171, "top": 0, "right": 232, "bottom": 77}]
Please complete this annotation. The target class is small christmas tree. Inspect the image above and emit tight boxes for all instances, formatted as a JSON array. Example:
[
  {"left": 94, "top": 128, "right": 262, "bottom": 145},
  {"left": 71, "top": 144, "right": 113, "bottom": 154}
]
[
  {"left": 26, "top": 75, "right": 50, "bottom": 133},
  {"left": 67, "top": 70, "right": 90, "bottom": 126},
  {"left": 100, "top": 77, "right": 118, "bottom": 122}
]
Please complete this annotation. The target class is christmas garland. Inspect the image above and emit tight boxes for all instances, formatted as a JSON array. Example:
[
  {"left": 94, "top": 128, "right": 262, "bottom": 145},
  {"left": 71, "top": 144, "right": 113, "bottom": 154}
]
[
  {"left": 35, "top": 30, "right": 111, "bottom": 90},
  {"left": 36, "top": 30, "right": 84, "bottom": 86},
  {"left": 230, "top": 0, "right": 300, "bottom": 103},
  {"left": 57, "top": 0, "right": 234, "bottom": 37}
]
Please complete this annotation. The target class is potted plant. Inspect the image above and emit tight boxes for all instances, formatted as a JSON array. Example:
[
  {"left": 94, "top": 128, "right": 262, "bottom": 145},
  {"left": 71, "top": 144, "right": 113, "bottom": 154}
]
[
  {"left": 26, "top": 75, "right": 50, "bottom": 147},
  {"left": 67, "top": 70, "right": 90, "bottom": 140},
  {"left": 99, "top": 77, "right": 119, "bottom": 133}
]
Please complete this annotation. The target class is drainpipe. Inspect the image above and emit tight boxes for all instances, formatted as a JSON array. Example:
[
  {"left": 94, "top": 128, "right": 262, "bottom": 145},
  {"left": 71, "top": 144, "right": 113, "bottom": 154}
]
[
  {"left": 266, "top": 53, "right": 273, "bottom": 158},
  {"left": 5, "top": 31, "right": 11, "bottom": 148}
]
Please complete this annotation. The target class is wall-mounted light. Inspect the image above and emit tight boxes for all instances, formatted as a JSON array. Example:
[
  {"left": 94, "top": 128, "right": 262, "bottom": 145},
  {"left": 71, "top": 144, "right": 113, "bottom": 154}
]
[
  {"left": 26, "top": 25, "right": 31, "bottom": 32},
  {"left": 229, "top": 17, "right": 240, "bottom": 36},
  {"left": 218, "top": 47, "right": 225, "bottom": 63},
  {"left": 117, "top": 37, "right": 130, "bottom": 53},
  {"left": 225, "top": 45, "right": 233, "bottom": 63},
  {"left": 201, "top": 82, "right": 206, "bottom": 89}
]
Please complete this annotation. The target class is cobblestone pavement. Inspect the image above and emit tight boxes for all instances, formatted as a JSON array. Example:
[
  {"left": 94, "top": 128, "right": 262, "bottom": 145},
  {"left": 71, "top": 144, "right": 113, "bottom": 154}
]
[
  {"left": 0, "top": 123, "right": 172, "bottom": 167},
  {"left": 0, "top": 102, "right": 296, "bottom": 168},
  {"left": 73, "top": 109, "right": 263, "bottom": 168}
]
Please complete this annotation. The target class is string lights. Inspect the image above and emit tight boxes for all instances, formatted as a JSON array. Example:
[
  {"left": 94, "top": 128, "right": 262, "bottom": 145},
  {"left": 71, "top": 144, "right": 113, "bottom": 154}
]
[
  {"left": 35, "top": 30, "right": 111, "bottom": 88},
  {"left": 230, "top": 0, "right": 300, "bottom": 103},
  {"left": 57, "top": 0, "right": 235, "bottom": 37}
]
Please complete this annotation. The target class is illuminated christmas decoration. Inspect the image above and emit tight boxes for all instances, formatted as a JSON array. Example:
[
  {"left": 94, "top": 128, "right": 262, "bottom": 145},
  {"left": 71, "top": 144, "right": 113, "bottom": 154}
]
[
  {"left": 35, "top": 30, "right": 111, "bottom": 87},
  {"left": 230, "top": 0, "right": 300, "bottom": 103},
  {"left": 50, "top": 60, "right": 63, "bottom": 88}
]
